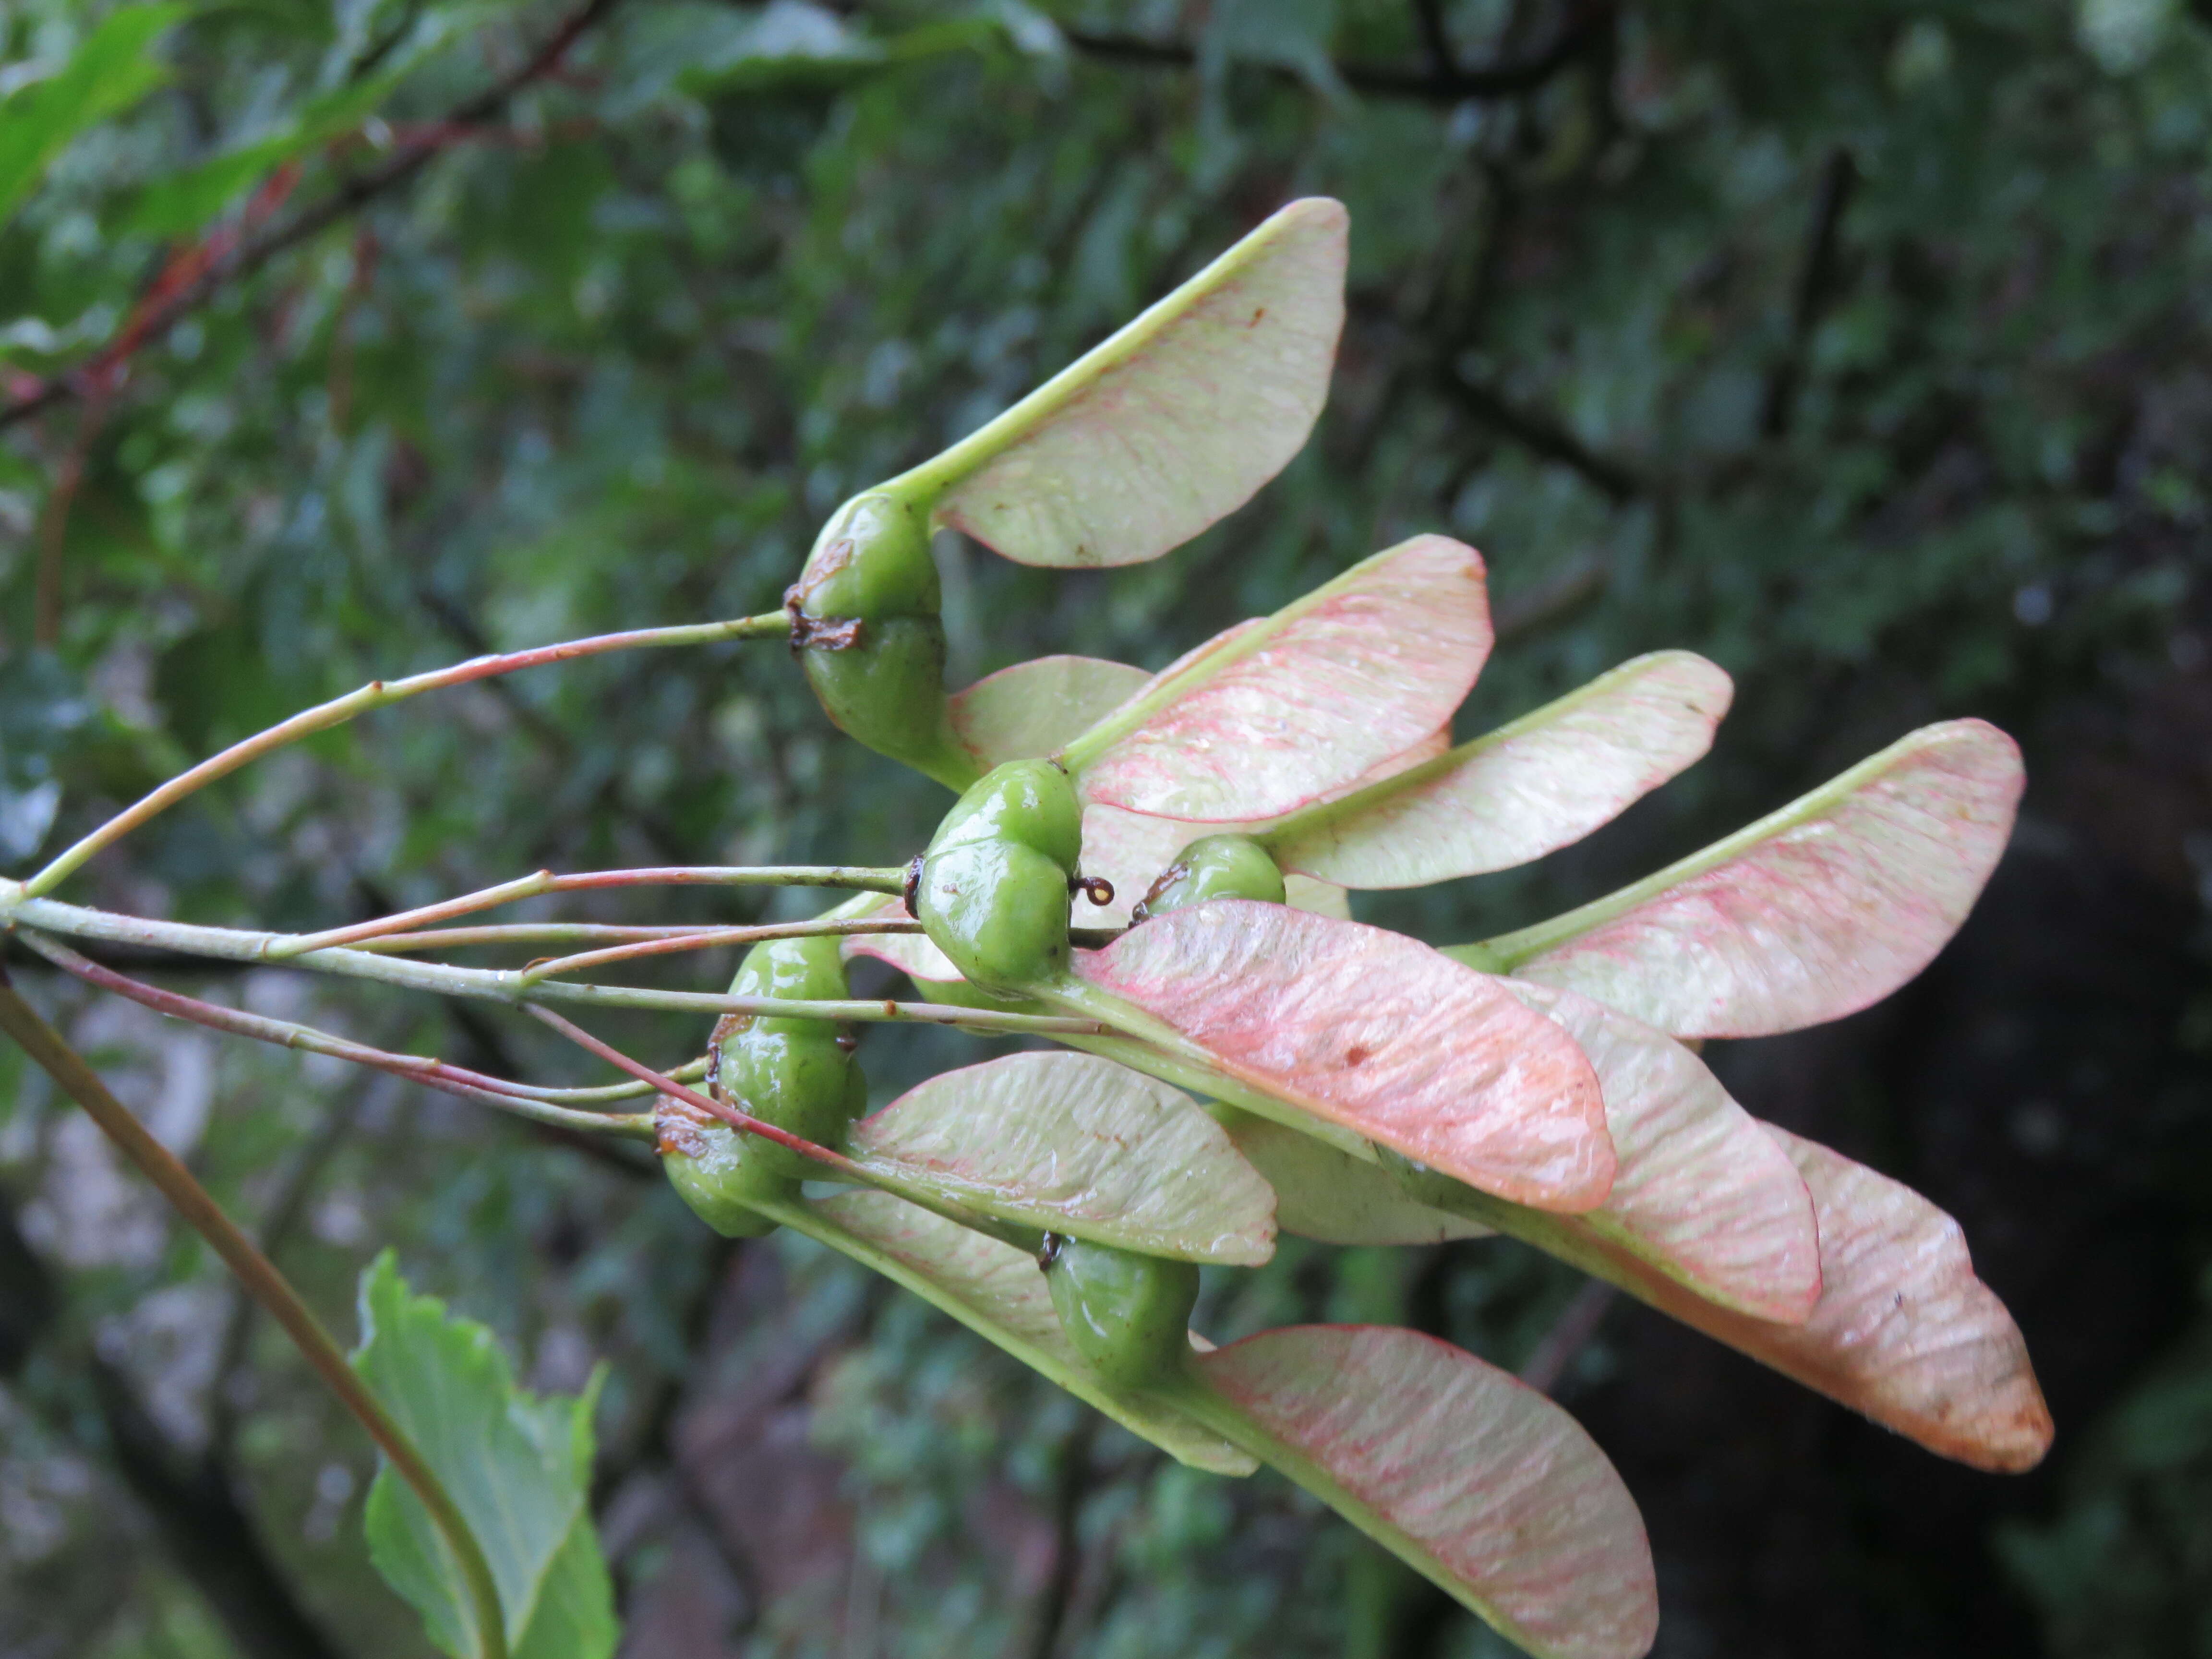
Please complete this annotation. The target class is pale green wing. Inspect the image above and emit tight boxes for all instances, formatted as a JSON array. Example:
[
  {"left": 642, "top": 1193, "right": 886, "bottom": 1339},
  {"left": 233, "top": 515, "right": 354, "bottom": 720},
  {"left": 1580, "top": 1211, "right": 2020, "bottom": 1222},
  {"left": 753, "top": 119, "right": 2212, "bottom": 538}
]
[
  {"left": 903, "top": 198, "right": 1347, "bottom": 568},
  {"left": 948, "top": 654, "right": 1151, "bottom": 769},
  {"left": 1179, "top": 1327, "right": 1657, "bottom": 1659},
  {"left": 1267, "top": 652, "right": 1732, "bottom": 889},
  {"left": 1213, "top": 1106, "right": 1491, "bottom": 1246},
  {"left": 1462, "top": 720, "right": 2022, "bottom": 1038},
  {"left": 847, "top": 1051, "right": 1276, "bottom": 1263},
  {"left": 770, "top": 1190, "right": 1256, "bottom": 1475}
]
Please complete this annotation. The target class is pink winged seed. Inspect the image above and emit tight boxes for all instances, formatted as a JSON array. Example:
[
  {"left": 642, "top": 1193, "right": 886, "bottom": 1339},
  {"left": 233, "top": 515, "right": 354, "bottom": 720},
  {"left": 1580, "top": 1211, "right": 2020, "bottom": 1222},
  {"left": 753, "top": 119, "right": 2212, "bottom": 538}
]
[
  {"left": 1503, "top": 982, "right": 1821, "bottom": 1323},
  {"left": 1077, "top": 724, "right": 1445, "bottom": 926},
  {"left": 1076, "top": 901, "right": 1614, "bottom": 1211},
  {"left": 1072, "top": 535, "right": 1492, "bottom": 823},
  {"left": 1200, "top": 1326, "right": 1657, "bottom": 1659},
  {"left": 1275, "top": 652, "right": 1733, "bottom": 889},
  {"left": 1514, "top": 720, "right": 2023, "bottom": 1038},
  {"left": 1625, "top": 1125, "right": 2053, "bottom": 1471}
]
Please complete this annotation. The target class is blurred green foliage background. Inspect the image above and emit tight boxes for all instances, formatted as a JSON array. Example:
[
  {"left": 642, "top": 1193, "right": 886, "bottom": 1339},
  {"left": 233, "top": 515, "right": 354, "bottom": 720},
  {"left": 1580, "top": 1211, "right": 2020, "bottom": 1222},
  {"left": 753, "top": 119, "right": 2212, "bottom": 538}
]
[{"left": 3, "top": 1, "right": 2212, "bottom": 1655}]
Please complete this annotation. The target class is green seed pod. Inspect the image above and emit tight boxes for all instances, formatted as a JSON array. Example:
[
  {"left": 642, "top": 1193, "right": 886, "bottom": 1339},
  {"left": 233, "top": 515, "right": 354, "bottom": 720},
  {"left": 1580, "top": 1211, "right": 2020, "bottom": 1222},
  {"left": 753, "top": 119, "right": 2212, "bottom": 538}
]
[
  {"left": 915, "top": 841, "right": 1073, "bottom": 992},
  {"left": 659, "top": 1116, "right": 778, "bottom": 1238},
  {"left": 1041, "top": 1234, "right": 1201, "bottom": 1390},
  {"left": 927, "top": 757, "right": 1083, "bottom": 869},
  {"left": 789, "top": 492, "right": 974, "bottom": 790},
  {"left": 914, "top": 760, "right": 1083, "bottom": 991},
  {"left": 659, "top": 936, "right": 866, "bottom": 1238},
  {"left": 794, "top": 491, "right": 939, "bottom": 620},
  {"left": 1132, "top": 833, "right": 1286, "bottom": 921}
]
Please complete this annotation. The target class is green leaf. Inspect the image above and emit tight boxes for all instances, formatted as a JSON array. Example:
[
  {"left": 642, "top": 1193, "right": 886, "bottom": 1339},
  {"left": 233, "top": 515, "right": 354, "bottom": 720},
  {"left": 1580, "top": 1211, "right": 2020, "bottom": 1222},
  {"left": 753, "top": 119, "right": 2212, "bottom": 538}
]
[
  {"left": 848, "top": 1050, "right": 1277, "bottom": 1263},
  {"left": 0, "top": 4, "right": 189, "bottom": 225},
  {"left": 902, "top": 197, "right": 1348, "bottom": 568},
  {"left": 123, "top": 131, "right": 299, "bottom": 238},
  {"left": 352, "top": 1252, "right": 618, "bottom": 1659},
  {"left": 762, "top": 1189, "right": 1258, "bottom": 1476}
]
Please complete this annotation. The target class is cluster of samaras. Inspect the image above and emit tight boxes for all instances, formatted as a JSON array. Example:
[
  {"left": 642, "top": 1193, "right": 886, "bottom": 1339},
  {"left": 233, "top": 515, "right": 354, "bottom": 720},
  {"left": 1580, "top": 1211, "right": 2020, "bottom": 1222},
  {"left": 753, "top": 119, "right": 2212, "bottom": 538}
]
[{"left": 660, "top": 200, "right": 2049, "bottom": 1659}]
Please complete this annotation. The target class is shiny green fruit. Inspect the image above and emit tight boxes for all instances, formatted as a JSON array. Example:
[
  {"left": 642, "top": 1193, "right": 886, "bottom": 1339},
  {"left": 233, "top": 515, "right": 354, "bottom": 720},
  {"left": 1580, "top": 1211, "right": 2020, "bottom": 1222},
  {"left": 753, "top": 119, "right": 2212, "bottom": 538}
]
[
  {"left": 1132, "top": 833, "right": 1286, "bottom": 920},
  {"left": 660, "top": 938, "right": 868, "bottom": 1237},
  {"left": 793, "top": 491, "right": 939, "bottom": 621},
  {"left": 797, "top": 616, "right": 975, "bottom": 791},
  {"left": 914, "top": 760, "right": 1085, "bottom": 991},
  {"left": 730, "top": 931, "right": 852, "bottom": 1009},
  {"left": 1042, "top": 1235, "right": 1201, "bottom": 1389},
  {"left": 714, "top": 937, "right": 867, "bottom": 1184},
  {"left": 928, "top": 758, "right": 1082, "bottom": 869},
  {"left": 790, "top": 491, "right": 975, "bottom": 790},
  {"left": 915, "top": 840, "right": 1072, "bottom": 992},
  {"left": 659, "top": 1115, "right": 779, "bottom": 1238}
]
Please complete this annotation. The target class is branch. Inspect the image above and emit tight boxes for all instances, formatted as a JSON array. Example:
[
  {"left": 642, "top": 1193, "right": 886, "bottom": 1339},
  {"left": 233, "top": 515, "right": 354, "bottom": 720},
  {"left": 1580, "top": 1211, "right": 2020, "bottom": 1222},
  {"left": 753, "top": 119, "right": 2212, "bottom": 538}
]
[
  {"left": 0, "top": 1187, "right": 57, "bottom": 1381},
  {"left": 1444, "top": 372, "right": 1645, "bottom": 503},
  {"left": 0, "top": 969, "right": 510, "bottom": 1659},
  {"left": 17, "top": 931, "right": 656, "bottom": 1138},
  {"left": 208, "top": 1088, "right": 365, "bottom": 1462},
  {"left": 1760, "top": 145, "right": 1858, "bottom": 439},
  {"left": 1411, "top": 0, "right": 1458, "bottom": 83},
  {"left": 23, "top": 610, "right": 788, "bottom": 899},
  {"left": 1491, "top": 553, "right": 1609, "bottom": 644},
  {"left": 1517, "top": 1280, "right": 1614, "bottom": 1394},
  {"left": 1026, "top": 1415, "right": 1098, "bottom": 1659},
  {"left": 89, "top": 1353, "right": 351, "bottom": 1659},
  {"left": 0, "top": 0, "right": 625, "bottom": 434},
  {"left": 1063, "top": 0, "right": 1610, "bottom": 105}
]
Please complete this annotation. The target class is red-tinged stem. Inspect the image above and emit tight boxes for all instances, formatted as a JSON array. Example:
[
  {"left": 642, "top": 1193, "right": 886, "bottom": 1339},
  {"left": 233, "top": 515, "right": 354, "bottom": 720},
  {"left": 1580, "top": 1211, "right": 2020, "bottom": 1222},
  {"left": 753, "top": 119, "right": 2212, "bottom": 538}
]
[
  {"left": 16, "top": 932, "right": 654, "bottom": 1137},
  {"left": 0, "top": 968, "right": 510, "bottom": 1659},
  {"left": 524, "top": 1005, "right": 1036, "bottom": 1250},
  {"left": 517, "top": 916, "right": 923, "bottom": 986},
  {"left": 264, "top": 866, "right": 907, "bottom": 959},
  {"left": 1517, "top": 1281, "right": 1615, "bottom": 1394},
  {"left": 22, "top": 611, "right": 789, "bottom": 900},
  {"left": 0, "top": 0, "right": 625, "bottom": 436}
]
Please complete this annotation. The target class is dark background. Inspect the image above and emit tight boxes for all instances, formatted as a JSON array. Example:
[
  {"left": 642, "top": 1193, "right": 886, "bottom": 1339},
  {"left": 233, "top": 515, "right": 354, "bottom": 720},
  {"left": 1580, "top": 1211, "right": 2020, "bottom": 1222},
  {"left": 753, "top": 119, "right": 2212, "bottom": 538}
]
[{"left": 2, "top": 2, "right": 2211, "bottom": 1655}]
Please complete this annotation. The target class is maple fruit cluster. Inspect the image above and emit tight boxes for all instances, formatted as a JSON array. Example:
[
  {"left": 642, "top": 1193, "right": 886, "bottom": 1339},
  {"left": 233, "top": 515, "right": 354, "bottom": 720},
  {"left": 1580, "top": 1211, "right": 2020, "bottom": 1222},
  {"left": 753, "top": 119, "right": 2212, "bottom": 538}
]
[{"left": 653, "top": 199, "right": 2053, "bottom": 1659}]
